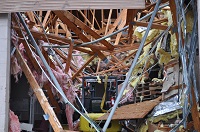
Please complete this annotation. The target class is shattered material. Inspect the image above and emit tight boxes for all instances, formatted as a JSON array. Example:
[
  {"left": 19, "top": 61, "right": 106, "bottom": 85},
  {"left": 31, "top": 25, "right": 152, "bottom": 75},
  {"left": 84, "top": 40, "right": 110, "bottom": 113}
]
[{"left": 150, "top": 95, "right": 182, "bottom": 117}]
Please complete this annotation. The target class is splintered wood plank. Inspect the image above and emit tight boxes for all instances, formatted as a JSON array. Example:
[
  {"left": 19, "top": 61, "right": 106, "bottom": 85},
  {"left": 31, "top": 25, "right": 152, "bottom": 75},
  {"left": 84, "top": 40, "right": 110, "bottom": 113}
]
[
  {"left": 126, "top": 9, "right": 138, "bottom": 44},
  {"left": 13, "top": 26, "right": 94, "bottom": 55},
  {"left": 65, "top": 42, "right": 74, "bottom": 73},
  {"left": 26, "top": 11, "right": 36, "bottom": 24},
  {"left": 107, "top": 9, "right": 127, "bottom": 35},
  {"left": 44, "top": 15, "right": 58, "bottom": 30},
  {"left": 72, "top": 55, "right": 95, "bottom": 80},
  {"left": 54, "top": 10, "right": 114, "bottom": 51},
  {"left": 15, "top": 47, "right": 63, "bottom": 132},
  {"left": 132, "top": 21, "right": 169, "bottom": 30},
  {"left": 97, "top": 97, "right": 161, "bottom": 120},
  {"left": 90, "top": 9, "right": 101, "bottom": 29},
  {"left": 54, "top": 11, "right": 107, "bottom": 60},
  {"left": 114, "top": 9, "right": 127, "bottom": 45},
  {"left": 54, "top": 49, "right": 78, "bottom": 73},
  {"left": 78, "top": 10, "right": 91, "bottom": 26},
  {"left": 105, "top": 9, "right": 113, "bottom": 35},
  {"left": 42, "top": 10, "right": 51, "bottom": 27},
  {"left": 55, "top": 20, "right": 59, "bottom": 35},
  {"left": 169, "top": 0, "right": 179, "bottom": 44}
]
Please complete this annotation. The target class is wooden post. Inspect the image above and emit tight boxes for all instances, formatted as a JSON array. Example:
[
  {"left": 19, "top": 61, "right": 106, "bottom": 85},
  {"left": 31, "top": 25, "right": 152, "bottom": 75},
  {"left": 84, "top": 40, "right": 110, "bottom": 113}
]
[{"left": 15, "top": 48, "right": 63, "bottom": 132}]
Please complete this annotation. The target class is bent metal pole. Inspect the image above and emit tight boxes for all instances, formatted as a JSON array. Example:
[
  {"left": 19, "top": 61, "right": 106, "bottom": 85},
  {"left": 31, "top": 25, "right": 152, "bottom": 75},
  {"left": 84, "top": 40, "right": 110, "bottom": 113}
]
[{"left": 102, "top": 0, "right": 162, "bottom": 131}]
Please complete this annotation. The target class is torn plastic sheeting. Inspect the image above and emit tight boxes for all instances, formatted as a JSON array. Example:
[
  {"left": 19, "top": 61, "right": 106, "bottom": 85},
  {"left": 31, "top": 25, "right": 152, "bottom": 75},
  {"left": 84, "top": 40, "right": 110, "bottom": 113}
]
[{"left": 150, "top": 95, "right": 182, "bottom": 117}]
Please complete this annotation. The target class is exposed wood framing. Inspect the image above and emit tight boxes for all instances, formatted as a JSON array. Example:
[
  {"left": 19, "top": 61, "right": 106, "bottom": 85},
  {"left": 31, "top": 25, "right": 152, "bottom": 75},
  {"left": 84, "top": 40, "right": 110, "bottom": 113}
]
[
  {"left": 72, "top": 55, "right": 95, "bottom": 80},
  {"left": 15, "top": 47, "right": 63, "bottom": 132}
]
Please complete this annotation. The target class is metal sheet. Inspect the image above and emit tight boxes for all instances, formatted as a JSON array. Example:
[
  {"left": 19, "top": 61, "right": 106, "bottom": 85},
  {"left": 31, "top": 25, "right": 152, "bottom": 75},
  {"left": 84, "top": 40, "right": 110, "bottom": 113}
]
[
  {"left": 97, "top": 96, "right": 161, "bottom": 120},
  {"left": 0, "top": 0, "right": 145, "bottom": 13}
]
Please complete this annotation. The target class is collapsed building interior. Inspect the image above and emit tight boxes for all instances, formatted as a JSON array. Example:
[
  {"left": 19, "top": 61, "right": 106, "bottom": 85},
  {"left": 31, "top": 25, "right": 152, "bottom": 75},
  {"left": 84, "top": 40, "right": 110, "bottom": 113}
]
[{"left": 1, "top": 0, "right": 200, "bottom": 131}]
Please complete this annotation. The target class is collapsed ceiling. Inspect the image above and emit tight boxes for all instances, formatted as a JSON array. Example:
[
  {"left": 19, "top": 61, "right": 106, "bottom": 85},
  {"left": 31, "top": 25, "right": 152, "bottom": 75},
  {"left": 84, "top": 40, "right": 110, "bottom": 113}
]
[{"left": 9, "top": 0, "right": 200, "bottom": 131}]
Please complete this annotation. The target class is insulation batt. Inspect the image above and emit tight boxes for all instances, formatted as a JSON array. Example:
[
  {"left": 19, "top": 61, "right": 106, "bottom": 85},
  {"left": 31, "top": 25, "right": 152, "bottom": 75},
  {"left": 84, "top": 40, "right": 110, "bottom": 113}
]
[
  {"left": 11, "top": 56, "right": 22, "bottom": 82},
  {"left": 73, "top": 50, "right": 84, "bottom": 68},
  {"left": 16, "top": 41, "right": 78, "bottom": 130},
  {"left": 53, "top": 66, "right": 76, "bottom": 130},
  {"left": 9, "top": 110, "right": 21, "bottom": 132}
]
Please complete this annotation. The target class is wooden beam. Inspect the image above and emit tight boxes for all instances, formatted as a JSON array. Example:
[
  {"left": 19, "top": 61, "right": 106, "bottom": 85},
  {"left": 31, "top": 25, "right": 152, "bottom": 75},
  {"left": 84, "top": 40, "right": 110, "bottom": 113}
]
[
  {"left": 42, "top": 10, "right": 51, "bottom": 27},
  {"left": 15, "top": 47, "right": 63, "bottom": 132},
  {"left": 169, "top": 0, "right": 179, "bottom": 44},
  {"left": 114, "top": 10, "right": 127, "bottom": 45},
  {"left": 78, "top": 10, "right": 92, "bottom": 26},
  {"left": 72, "top": 55, "right": 95, "bottom": 80},
  {"left": 54, "top": 10, "right": 114, "bottom": 51},
  {"left": 107, "top": 9, "right": 127, "bottom": 35},
  {"left": 54, "top": 11, "right": 107, "bottom": 60},
  {"left": 126, "top": 9, "right": 138, "bottom": 44},
  {"left": 26, "top": 11, "right": 36, "bottom": 24},
  {"left": 131, "top": 21, "right": 169, "bottom": 30},
  {"left": 90, "top": 9, "right": 101, "bottom": 29},
  {"left": 65, "top": 42, "right": 74, "bottom": 73},
  {"left": 13, "top": 26, "right": 94, "bottom": 55},
  {"left": 19, "top": 40, "right": 60, "bottom": 114},
  {"left": 105, "top": 9, "right": 113, "bottom": 35}
]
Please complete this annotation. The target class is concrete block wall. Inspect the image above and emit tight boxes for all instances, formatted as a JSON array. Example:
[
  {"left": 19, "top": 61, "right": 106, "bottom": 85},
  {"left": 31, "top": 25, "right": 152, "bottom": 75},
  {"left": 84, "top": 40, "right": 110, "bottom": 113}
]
[{"left": 0, "top": 13, "right": 11, "bottom": 132}]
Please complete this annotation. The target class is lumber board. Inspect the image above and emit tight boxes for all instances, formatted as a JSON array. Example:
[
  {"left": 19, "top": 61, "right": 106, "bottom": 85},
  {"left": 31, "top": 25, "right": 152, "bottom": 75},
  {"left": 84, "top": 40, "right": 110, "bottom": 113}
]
[
  {"left": 114, "top": 10, "right": 127, "bottom": 45},
  {"left": 42, "top": 11, "right": 51, "bottom": 27},
  {"left": 97, "top": 97, "right": 161, "bottom": 120},
  {"left": 131, "top": 21, "right": 169, "bottom": 30},
  {"left": 107, "top": 9, "right": 127, "bottom": 35},
  {"left": 105, "top": 9, "right": 113, "bottom": 35},
  {"left": 65, "top": 42, "right": 74, "bottom": 73},
  {"left": 54, "top": 11, "right": 107, "bottom": 60},
  {"left": 169, "top": 0, "right": 179, "bottom": 43},
  {"left": 72, "top": 55, "right": 95, "bottom": 80},
  {"left": 13, "top": 26, "right": 94, "bottom": 55},
  {"left": 126, "top": 9, "right": 138, "bottom": 44},
  {"left": 54, "top": 10, "right": 114, "bottom": 50},
  {"left": 15, "top": 47, "right": 63, "bottom": 132}
]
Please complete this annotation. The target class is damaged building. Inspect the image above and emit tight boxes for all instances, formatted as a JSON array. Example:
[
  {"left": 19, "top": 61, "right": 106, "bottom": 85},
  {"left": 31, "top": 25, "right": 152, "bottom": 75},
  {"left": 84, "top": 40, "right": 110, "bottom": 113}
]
[{"left": 0, "top": 0, "right": 200, "bottom": 131}]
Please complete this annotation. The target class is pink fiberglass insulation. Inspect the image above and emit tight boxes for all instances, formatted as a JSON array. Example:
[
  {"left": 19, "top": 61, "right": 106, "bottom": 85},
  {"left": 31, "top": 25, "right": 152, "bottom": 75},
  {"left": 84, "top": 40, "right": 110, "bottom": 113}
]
[
  {"left": 53, "top": 66, "right": 76, "bottom": 130},
  {"left": 9, "top": 110, "right": 21, "bottom": 132},
  {"left": 73, "top": 50, "right": 84, "bottom": 68},
  {"left": 64, "top": 85, "right": 76, "bottom": 130},
  {"left": 11, "top": 56, "right": 22, "bottom": 82},
  {"left": 15, "top": 39, "right": 79, "bottom": 130}
]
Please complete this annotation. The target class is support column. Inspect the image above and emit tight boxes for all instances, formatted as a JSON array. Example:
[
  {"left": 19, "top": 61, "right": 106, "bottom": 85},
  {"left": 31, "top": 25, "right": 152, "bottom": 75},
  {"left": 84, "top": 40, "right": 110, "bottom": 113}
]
[{"left": 0, "top": 13, "right": 11, "bottom": 132}]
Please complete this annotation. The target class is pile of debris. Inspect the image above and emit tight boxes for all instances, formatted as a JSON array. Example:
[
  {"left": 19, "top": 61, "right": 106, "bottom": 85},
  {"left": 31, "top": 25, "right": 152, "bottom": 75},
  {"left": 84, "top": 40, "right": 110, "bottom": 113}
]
[{"left": 9, "top": 0, "right": 200, "bottom": 131}]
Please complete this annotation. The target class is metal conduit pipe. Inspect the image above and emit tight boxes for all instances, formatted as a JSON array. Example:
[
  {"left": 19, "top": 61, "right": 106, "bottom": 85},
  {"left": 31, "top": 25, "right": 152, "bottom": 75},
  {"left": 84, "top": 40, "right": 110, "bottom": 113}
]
[
  {"left": 16, "top": 12, "right": 101, "bottom": 132},
  {"left": 42, "top": 3, "right": 169, "bottom": 49},
  {"left": 102, "top": 0, "right": 162, "bottom": 131}
]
